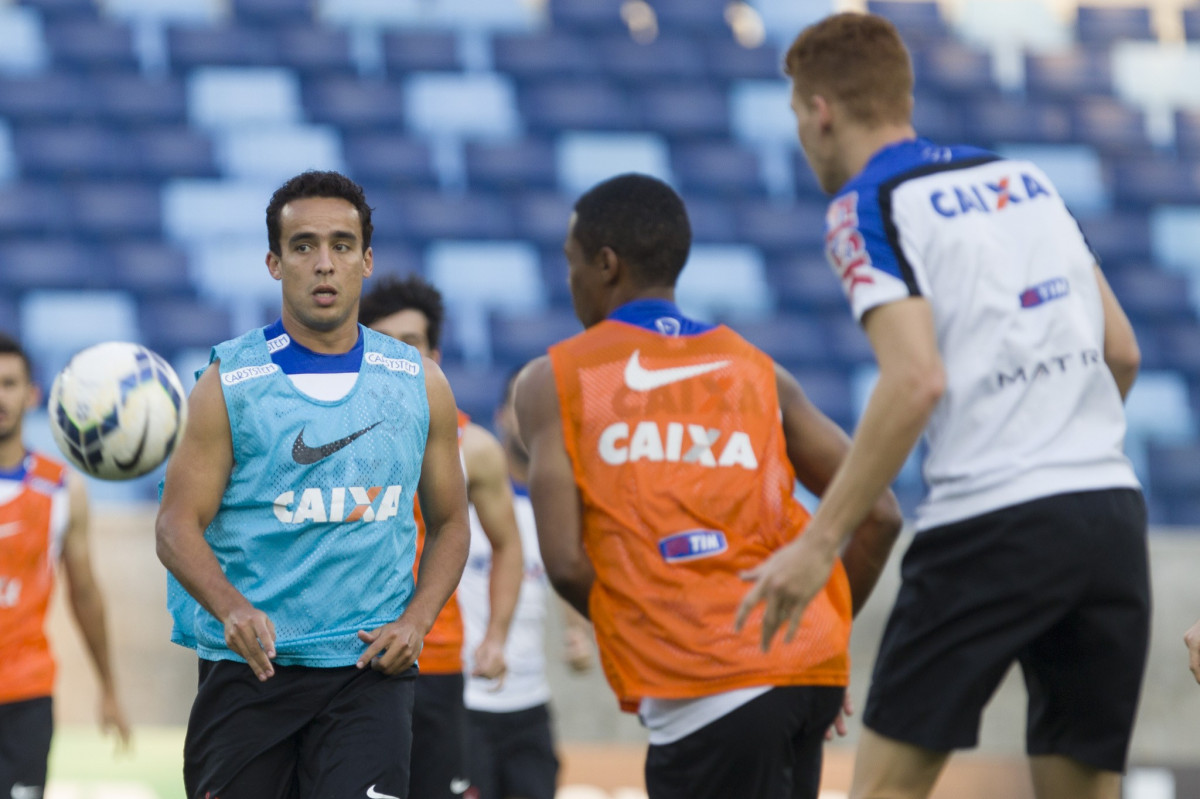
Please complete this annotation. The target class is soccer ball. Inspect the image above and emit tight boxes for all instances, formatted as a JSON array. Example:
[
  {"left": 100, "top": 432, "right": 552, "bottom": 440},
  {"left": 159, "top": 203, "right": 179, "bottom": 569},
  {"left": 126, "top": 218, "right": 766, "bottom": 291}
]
[{"left": 48, "top": 342, "right": 188, "bottom": 480}]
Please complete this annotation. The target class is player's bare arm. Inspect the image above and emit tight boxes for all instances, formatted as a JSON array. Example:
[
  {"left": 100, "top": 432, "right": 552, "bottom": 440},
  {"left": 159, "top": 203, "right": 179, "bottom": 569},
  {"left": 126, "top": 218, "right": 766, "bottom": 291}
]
[
  {"left": 739, "top": 298, "right": 943, "bottom": 649},
  {"left": 155, "top": 361, "right": 278, "bottom": 682},
  {"left": 1094, "top": 265, "right": 1140, "bottom": 401},
  {"left": 359, "top": 358, "right": 469, "bottom": 675},
  {"left": 60, "top": 471, "right": 131, "bottom": 749},
  {"left": 514, "top": 356, "right": 594, "bottom": 619},
  {"left": 773, "top": 364, "right": 903, "bottom": 616},
  {"left": 1185, "top": 619, "right": 1200, "bottom": 685},
  {"left": 461, "top": 422, "right": 524, "bottom": 681}
]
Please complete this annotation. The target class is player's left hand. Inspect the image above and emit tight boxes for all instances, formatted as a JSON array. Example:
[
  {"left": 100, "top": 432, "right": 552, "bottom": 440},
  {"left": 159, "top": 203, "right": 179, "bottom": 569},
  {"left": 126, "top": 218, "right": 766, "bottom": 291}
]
[
  {"left": 99, "top": 690, "right": 132, "bottom": 754},
  {"left": 825, "top": 689, "right": 853, "bottom": 741},
  {"left": 1184, "top": 618, "right": 1200, "bottom": 684},
  {"left": 471, "top": 635, "right": 508, "bottom": 686},
  {"left": 357, "top": 618, "right": 424, "bottom": 675},
  {"left": 735, "top": 532, "right": 836, "bottom": 652}
]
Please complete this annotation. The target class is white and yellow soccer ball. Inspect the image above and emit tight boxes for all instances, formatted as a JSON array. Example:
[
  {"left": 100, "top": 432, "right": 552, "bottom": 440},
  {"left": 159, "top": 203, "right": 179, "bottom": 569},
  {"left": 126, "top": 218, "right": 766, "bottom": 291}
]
[{"left": 48, "top": 342, "right": 188, "bottom": 480}]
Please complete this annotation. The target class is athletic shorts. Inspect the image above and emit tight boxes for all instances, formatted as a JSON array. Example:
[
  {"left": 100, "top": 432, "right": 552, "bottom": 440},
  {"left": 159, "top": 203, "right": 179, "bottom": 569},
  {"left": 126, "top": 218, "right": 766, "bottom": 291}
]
[
  {"left": 183, "top": 659, "right": 416, "bottom": 799},
  {"left": 466, "top": 704, "right": 558, "bottom": 799},
  {"left": 863, "top": 488, "right": 1150, "bottom": 772},
  {"left": 0, "top": 696, "right": 53, "bottom": 799},
  {"left": 409, "top": 672, "right": 471, "bottom": 799},
  {"left": 644, "top": 685, "right": 843, "bottom": 799}
]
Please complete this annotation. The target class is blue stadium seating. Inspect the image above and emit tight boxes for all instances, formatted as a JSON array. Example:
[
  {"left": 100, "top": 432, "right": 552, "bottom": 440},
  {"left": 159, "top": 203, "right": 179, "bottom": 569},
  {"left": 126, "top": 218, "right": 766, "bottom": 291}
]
[
  {"left": 677, "top": 195, "right": 738, "bottom": 243},
  {"left": 169, "top": 24, "right": 280, "bottom": 70},
  {"left": 188, "top": 67, "right": 302, "bottom": 129},
  {"left": 1075, "top": 5, "right": 1155, "bottom": 45},
  {"left": 672, "top": 141, "right": 763, "bottom": 197},
  {"left": 731, "top": 314, "right": 830, "bottom": 369},
  {"left": 382, "top": 30, "right": 461, "bottom": 73},
  {"left": 510, "top": 191, "right": 574, "bottom": 247},
  {"left": 1107, "top": 268, "right": 1196, "bottom": 323},
  {"left": 70, "top": 182, "right": 162, "bottom": 239},
  {"left": 1158, "top": 323, "right": 1200, "bottom": 377},
  {"left": 1185, "top": 7, "right": 1200, "bottom": 41},
  {"left": 910, "top": 92, "right": 967, "bottom": 142},
  {"left": 595, "top": 35, "right": 707, "bottom": 84},
  {"left": 15, "top": 0, "right": 98, "bottom": 19},
  {"left": 231, "top": 0, "right": 314, "bottom": 24},
  {"left": 966, "top": 96, "right": 1072, "bottom": 145},
  {"left": 0, "top": 296, "right": 18, "bottom": 336},
  {"left": 489, "top": 308, "right": 581, "bottom": 369},
  {"left": 519, "top": 80, "right": 639, "bottom": 132},
  {"left": 0, "top": 182, "right": 75, "bottom": 238},
  {"left": 556, "top": 131, "right": 672, "bottom": 195},
  {"left": 734, "top": 199, "right": 826, "bottom": 254},
  {"left": 91, "top": 74, "right": 188, "bottom": 125},
  {"left": 1113, "top": 156, "right": 1200, "bottom": 208},
  {"left": 0, "top": 73, "right": 94, "bottom": 122},
  {"left": 913, "top": 41, "right": 997, "bottom": 98},
  {"left": 547, "top": 0, "right": 624, "bottom": 33},
  {"left": 822, "top": 312, "right": 875, "bottom": 366},
  {"left": 162, "top": 179, "right": 275, "bottom": 244},
  {"left": 1150, "top": 206, "right": 1200, "bottom": 275},
  {"left": 134, "top": 127, "right": 218, "bottom": 179},
  {"left": 675, "top": 244, "right": 771, "bottom": 321},
  {"left": 44, "top": 17, "right": 139, "bottom": 72},
  {"left": 344, "top": 133, "right": 436, "bottom": 186},
  {"left": 399, "top": 190, "right": 516, "bottom": 240},
  {"left": 110, "top": 241, "right": 193, "bottom": 297},
  {"left": 439, "top": 362, "right": 507, "bottom": 424},
  {"left": 138, "top": 296, "right": 233, "bottom": 357},
  {"left": 363, "top": 239, "right": 422, "bottom": 281},
  {"left": 1079, "top": 213, "right": 1152, "bottom": 264},
  {"left": 273, "top": 26, "right": 356, "bottom": 76},
  {"left": 649, "top": 0, "right": 734, "bottom": 36},
  {"left": 636, "top": 84, "right": 729, "bottom": 139},
  {"left": 403, "top": 72, "right": 521, "bottom": 140},
  {"left": 787, "top": 367, "right": 856, "bottom": 431},
  {"left": 1024, "top": 48, "right": 1113, "bottom": 99},
  {"left": 0, "top": 240, "right": 104, "bottom": 291},
  {"left": 13, "top": 125, "right": 138, "bottom": 178},
  {"left": 213, "top": 125, "right": 345, "bottom": 181},
  {"left": 20, "top": 290, "right": 140, "bottom": 378},
  {"left": 867, "top": 0, "right": 950, "bottom": 45},
  {"left": 1176, "top": 109, "right": 1200, "bottom": 157},
  {"left": 302, "top": 77, "right": 406, "bottom": 130},
  {"left": 1070, "top": 97, "right": 1151, "bottom": 156},
  {"left": 0, "top": 6, "right": 48, "bottom": 75},
  {"left": 492, "top": 31, "right": 600, "bottom": 80},
  {"left": 768, "top": 253, "right": 848, "bottom": 314},
  {"left": 703, "top": 37, "right": 784, "bottom": 83},
  {"left": 465, "top": 139, "right": 558, "bottom": 191}
]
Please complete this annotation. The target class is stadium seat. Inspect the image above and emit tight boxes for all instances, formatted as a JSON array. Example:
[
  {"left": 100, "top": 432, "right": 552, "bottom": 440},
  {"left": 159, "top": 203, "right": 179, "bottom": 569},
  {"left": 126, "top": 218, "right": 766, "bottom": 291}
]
[
  {"left": 231, "top": 0, "right": 315, "bottom": 24},
  {"left": 1078, "top": 213, "right": 1152, "bottom": 264},
  {"left": 1110, "top": 42, "right": 1200, "bottom": 127},
  {"left": 547, "top": 0, "right": 624, "bottom": 33},
  {"left": 104, "top": 0, "right": 222, "bottom": 24},
  {"left": 1178, "top": 109, "right": 1200, "bottom": 158},
  {"left": 822, "top": 312, "right": 875, "bottom": 366},
  {"left": 0, "top": 182, "right": 74, "bottom": 238},
  {"left": 911, "top": 92, "right": 967, "bottom": 142},
  {"left": 636, "top": 84, "right": 729, "bottom": 139},
  {"left": 91, "top": 74, "right": 188, "bottom": 125},
  {"left": 1113, "top": 157, "right": 1200, "bottom": 208},
  {"left": 731, "top": 314, "right": 829, "bottom": 369},
  {"left": 316, "top": 0, "right": 423, "bottom": 27},
  {"left": 134, "top": 127, "right": 218, "bottom": 178},
  {"left": 302, "top": 77, "right": 406, "bottom": 130},
  {"left": 45, "top": 17, "right": 139, "bottom": 72},
  {"left": 16, "top": 0, "right": 98, "bottom": 19},
  {"left": 1158, "top": 322, "right": 1200, "bottom": 377},
  {"left": 361, "top": 238, "right": 421, "bottom": 280},
  {"left": 1024, "top": 48, "right": 1113, "bottom": 99},
  {"left": 768, "top": 253, "right": 848, "bottom": 314},
  {"left": 1126, "top": 370, "right": 1196, "bottom": 444},
  {"left": 729, "top": 80, "right": 797, "bottom": 146},
  {"left": 0, "top": 122, "right": 12, "bottom": 184},
  {"left": 519, "top": 80, "right": 639, "bottom": 133},
  {"left": 0, "top": 73, "right": 94, "bottom": 122},
  {"left": 994, "top": 144, "right": 1108, "bottom": 217},
  {"left": 649, "top": 0, "right": 734, "bottom": 36},
  {"left": 703, "top": 36, "right": 784, "bottom": 83},
  {"left": 138, "top": 296, "right": 234, "bottom": 356},
  {"left": 1185, "top": 7, "right": 1200, "bottom": 41},
  {"left": 1075, "top": 5, "right": 1155, "bottom": 45},
  {"left": 556, "top": 132, "right": 672, "bottom": 196},
  {"left": 787, "top": 367, "right": 855, "bottom": 430},
  {"left": 1106, "top": 268, "right": 1196, "bottom": 323},
  {"left": 213, "top": 125, "right": 346, "bottom": 181},
  {"left": 671, "top": 141, "right": 763, "bottom": 197},
  {"left": 162, "top": 179, "right": 275, "bottom": 244},
  {"left": 866, "top": 0, "right": 949, "bottom": 45},
  {"left": 20, "top": 290, "right": 140, "bottom": 372},
  {"left": 465, "top": 140, "right": 558, "bottom": 194},
  {"left": 382, "top": 30, "right": 461, "bottom": 74},
  {"left": 274, "top": 26, "right": 356, "bottom": 76},
  {"left": 913, "top": 41, "right": 997, "bottom": 98},
  {"left": 438, "top": 362, "right": 508, "bottom": 423},
  {"left": 403, "top": 73, "right": 521, "bottom": 140},
  {"left": 965, "top": 97, "right": 1071, "bottom": 146},
  {"left": 13, "top": 125, "right": 138, "bottom": 179},
  {"left": 492, "top": 31, "right": 600, "bottom": 81},
  {"left": 489, "top": 308, "right": 581, "bottom": 369},
  {"left": 111, "top": 241, "right": 193, "bottom": 297},
  {"left": 595, "top": 35, "right": 707, "bottom": 84},
  {"left": 0, "top": 240, "right": 103, "bottom": 291},
  {"left": 674, "top": 244, "right": 771, "bottom": 322},
  {"left": 399, "top": 190, "right": 516, "bottom": 241},
  {"left": 734, "top": 199, "right": 825, "bottom": 253},
  {"left": 1150, "top": 206, "right": 1200, "bottom": 275},
  {"left": 0, "top": 296, "right": 17, "bottom": 336},
  {"left": 0, "top": 6, "right": 48, "bottom": 75},
  {"left": 424, "top": 0, "right": 538, "bottom": 32},
  {"left": 954, "top": 0, "right": 1070, "bottom": 54},
  {"left": 70, "top": 183, "right": 162, "bottom": 239},
  {"left": 343, "top": 134, "right": 437, "bottom": 186},
  {"left": 678, "top": 195, "right": 738, "bottom": 243},
  {"left": 168, "top": 24, "right": 280, "bottom": 70},
  {"left": 188, "top": 67, "right": 302, "bottom": 129},
  {"left": 1071, "top": 97, "right": 1151, "bottom": 156},
  {"left": 1147, "top": 442, "right": 1200, "bottom": 511}
]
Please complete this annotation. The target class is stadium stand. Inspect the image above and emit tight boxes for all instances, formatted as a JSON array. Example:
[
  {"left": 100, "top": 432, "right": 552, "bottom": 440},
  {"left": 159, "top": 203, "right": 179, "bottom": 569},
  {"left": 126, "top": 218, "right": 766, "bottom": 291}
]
[{"left": 0, "top": 0, "right": 1198, "bottom": 523}]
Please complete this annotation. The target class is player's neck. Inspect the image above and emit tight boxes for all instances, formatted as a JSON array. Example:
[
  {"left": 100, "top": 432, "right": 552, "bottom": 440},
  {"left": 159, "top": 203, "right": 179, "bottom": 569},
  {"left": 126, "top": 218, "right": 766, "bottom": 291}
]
[
  {"left": 0, "top": 432, "right": 26, "bottom": 470},
  {"left": 605, "top": 285, "right": 675, "bottom": 317},
  {"left": 840, "top": 123, "right": 918, "bottom": 186},
  {"left": 279, "top": 313, "right": 360, "bottom": 355}
]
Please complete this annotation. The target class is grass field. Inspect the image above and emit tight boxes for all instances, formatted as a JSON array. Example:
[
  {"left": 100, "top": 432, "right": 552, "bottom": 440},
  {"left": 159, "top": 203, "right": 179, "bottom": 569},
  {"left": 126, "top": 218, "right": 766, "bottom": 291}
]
[{"left": 48, "top": 726, "right": 185, "bottom": 799}]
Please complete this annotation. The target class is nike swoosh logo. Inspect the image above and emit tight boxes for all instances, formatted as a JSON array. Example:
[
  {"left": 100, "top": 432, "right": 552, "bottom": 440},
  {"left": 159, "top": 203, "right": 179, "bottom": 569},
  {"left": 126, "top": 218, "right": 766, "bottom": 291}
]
[
  {"left": 0, "top": 522, "right": 22, "bottom": 540},
  {"left": 623, "top": 350, "right": 730, "bottom": 392},
  {"left": 113, "top": 414, "right": 150, "bottom": 472},
  {"left": 292, "top": 421, "right": 382, "bottom": 465},
  {"left": 366, "top": 785, "right": 400, "bottom": 799}
]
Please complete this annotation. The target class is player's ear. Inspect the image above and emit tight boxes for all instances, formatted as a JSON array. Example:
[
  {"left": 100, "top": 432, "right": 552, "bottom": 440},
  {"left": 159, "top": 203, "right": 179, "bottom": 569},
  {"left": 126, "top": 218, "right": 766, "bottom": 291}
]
[
  {"left": 813, "top": 94, "right": 835, "bottom": 130},
  {"left": 266, "top": 251, "right": 282, "bottom": 281},
  {"left": 598, "top": 245, "right": 621, "bottom": 285},
  {"left": 362, "top": 246, "right": 374, "bottom": 278}
]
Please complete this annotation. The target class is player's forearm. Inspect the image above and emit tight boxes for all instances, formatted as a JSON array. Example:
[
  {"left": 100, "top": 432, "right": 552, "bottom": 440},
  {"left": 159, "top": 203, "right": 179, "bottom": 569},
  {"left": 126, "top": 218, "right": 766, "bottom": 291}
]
[
  {"left": 66, "top": 582, "right": 117, "bottom": 692},
  {"left": 155, "top": 516, "right": 252, "bottom": 623},
  {"left": 406, "top": 516, "right": 470, "bottom": 635},
  {"left": 839, "top": 490, "right": 903, "bottom": 616},
  {"left": 546, "top": 556, "right": 594, "bottom": 620},
  {"left": 484, "top": 538, "right": 523, "bottom": 642},
  {"left": 806, "top": 368, "right": 940, "bottom": 554}
]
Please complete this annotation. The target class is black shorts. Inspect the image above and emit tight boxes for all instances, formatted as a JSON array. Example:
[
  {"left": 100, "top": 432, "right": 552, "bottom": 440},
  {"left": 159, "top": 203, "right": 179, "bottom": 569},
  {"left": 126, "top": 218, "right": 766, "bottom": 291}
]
[
  {"left": 864, "top": 488, "right": 1150, "bottom": 772},
  {"left": 644, "top": 686, "right": 843, "bottom": 799},
  {"left": 466, "top": 704, "right": 559, "bottom": 799},
  {"left": 184, "top": 659, "right": 416, "bottom": 799},
  {"left": 409, "top": 672, "right": 470, "bottom": 799},
  {"left": 0, "top": 696, "right": 53, "bottom": 799}
]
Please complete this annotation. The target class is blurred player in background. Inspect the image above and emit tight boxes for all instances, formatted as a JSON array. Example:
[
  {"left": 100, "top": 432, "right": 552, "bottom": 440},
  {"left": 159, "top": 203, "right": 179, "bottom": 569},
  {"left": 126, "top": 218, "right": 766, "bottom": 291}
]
[
  {"left": 515, "top": 173, "right": 902, "bottom": 799},
  {"left": 156, "top": 171, "right": 470, "bottom": 799},
  {"left": 457, "top": 368, "right": 595, "bottom": 799},
  {"left": 0, "top": 333, "right": 131, "bottom": 799},
  {"left": 740, "top": 14, "right": 1149, "bottom": 799},
  {"left": 1185, "top": 619, "right": 1200, "bottom": 684},
  {"left": 360, "top": 275, "right": 524, "bottom": 799}
]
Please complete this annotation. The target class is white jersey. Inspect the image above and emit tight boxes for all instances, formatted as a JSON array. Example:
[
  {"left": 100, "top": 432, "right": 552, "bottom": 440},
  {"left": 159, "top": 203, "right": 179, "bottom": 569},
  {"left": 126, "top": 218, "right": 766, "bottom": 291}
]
[
  {"left": 824, "top": 138, "right": 1139, "bottom": 531},
  {"left": 459, "top": 487, "right": 552, "bottom": 713}
]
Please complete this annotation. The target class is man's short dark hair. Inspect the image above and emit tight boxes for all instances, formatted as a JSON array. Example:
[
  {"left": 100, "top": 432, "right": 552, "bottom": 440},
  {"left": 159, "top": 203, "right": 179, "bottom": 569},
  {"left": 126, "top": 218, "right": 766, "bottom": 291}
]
[
  {"left": 266, "top": 170, "right": 374, "bottom": 256},
  {"left": 0, "top": 333, "right": 33, "bottom": 380},
  {"left": 572, "top": 173, "right": 692, "bottom": 288},
  {"left": 359, "top": 274, "right": 446, "bottom": 352}
]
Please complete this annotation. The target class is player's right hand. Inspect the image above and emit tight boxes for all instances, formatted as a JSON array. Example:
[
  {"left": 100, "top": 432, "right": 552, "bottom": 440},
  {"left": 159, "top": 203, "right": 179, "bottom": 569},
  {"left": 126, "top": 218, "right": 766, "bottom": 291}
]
[
  {"left": 357, "top": 618, "right": 424, "bottom": 675},
  {"left": 223, "top": 604, "right": 276, "bottom": 681},
  {"left": 1184, "top": 618, "right": 1200, "bottom": 684}
]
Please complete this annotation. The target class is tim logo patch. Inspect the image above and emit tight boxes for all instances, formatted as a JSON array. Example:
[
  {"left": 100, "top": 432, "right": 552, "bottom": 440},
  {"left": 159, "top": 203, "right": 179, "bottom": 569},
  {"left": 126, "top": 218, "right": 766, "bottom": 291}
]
[
  {"left": 659, "top": 530, "right": 728, "bottom": 563},
  {"left": 1020, "top": 277, "right": 1069, "bottom": 308}
]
